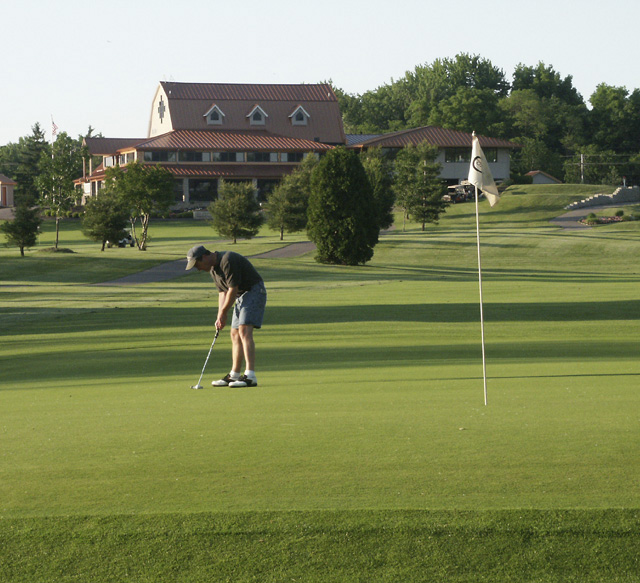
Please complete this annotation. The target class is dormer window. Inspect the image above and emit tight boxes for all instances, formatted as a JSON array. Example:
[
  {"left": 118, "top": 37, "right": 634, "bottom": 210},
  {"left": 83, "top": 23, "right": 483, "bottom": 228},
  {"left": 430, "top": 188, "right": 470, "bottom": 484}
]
[
  {"left": 247, "top": 105, "right": 268, "bottom": 126},
  {"left": 289, "top": 105, "right": 310, "bottom": 126},
  {"left": 204, "top": 104, "right": 225, "bottom": 126}
]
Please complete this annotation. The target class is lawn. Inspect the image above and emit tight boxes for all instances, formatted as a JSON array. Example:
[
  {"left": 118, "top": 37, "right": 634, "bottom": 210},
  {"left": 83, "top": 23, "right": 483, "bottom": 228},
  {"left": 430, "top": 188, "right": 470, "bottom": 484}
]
[{"left": 1, "top": 185, "right": 639, "bottom": 581}]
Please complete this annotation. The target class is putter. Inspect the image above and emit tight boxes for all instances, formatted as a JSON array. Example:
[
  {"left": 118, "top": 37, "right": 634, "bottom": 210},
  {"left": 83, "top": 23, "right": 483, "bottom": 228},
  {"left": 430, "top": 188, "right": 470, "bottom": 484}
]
[{"left": 191, "top": 329, "right": 220, "bottom": 389}]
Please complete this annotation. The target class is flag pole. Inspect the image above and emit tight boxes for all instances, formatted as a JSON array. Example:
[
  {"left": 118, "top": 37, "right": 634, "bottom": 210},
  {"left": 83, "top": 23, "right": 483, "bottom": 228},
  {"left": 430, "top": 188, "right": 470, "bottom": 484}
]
[{"left": 474, "top": 184, "right": 488, "bottom": 406}]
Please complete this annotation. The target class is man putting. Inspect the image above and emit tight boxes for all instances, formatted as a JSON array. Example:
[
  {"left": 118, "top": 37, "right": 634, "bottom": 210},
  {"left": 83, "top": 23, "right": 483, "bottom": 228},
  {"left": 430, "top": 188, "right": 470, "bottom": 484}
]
[{"left": 186, "top": 245, "right": 267, "bottom": 387}]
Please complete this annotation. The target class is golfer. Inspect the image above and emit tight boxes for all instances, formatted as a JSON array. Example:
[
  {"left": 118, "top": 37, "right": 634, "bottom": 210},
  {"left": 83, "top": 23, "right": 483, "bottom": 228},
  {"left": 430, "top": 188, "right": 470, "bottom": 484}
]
[{"left": 186, "top": 245, "right": 266, "bottom": 387}]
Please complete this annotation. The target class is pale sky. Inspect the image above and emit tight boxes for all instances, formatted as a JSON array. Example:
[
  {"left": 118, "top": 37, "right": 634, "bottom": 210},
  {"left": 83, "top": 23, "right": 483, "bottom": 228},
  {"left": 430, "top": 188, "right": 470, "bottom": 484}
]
[{"left": 2, "top": 0, "right": 639, "bottom": 145}]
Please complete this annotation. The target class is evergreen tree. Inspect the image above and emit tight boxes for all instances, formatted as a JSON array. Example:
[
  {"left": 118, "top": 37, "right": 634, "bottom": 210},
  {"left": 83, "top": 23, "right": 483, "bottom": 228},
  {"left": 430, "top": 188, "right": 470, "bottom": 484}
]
[
  {"left": 209, "top": 180, "right": 264, "bottom": 244},
  {"left": 393, "top": 143, "right": 447, "bottom": 231},
  {"left": 0, "top": 203, "right": 42, "bottom": 256},
  {"left": 15, "top": 123, "right": 50, "bottom": 205},
  {"left": 307, "top": 148, "right": 378, "bottom": 265},
  {"left": 360, "top": 148, "right": 395, "bottom": 230}
]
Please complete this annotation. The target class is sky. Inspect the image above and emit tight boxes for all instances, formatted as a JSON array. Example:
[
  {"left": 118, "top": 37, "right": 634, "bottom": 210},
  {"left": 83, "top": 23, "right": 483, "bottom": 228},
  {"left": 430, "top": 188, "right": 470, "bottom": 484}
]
[{"left": 2, "top": 0, "right": 640, "bottom": 145}]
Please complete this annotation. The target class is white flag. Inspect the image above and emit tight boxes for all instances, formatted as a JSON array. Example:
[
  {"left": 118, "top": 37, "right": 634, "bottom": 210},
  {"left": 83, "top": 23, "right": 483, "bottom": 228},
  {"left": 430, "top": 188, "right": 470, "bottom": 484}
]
[{"left": 468, "top": 132, "right": 499, "bottom": 207}]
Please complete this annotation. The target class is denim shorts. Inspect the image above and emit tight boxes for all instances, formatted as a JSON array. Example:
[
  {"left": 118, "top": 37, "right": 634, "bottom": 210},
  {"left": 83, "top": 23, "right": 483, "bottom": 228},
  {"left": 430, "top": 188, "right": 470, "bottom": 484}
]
[{"left": 232, "top": 281, "right": 267, "bottom": 329}]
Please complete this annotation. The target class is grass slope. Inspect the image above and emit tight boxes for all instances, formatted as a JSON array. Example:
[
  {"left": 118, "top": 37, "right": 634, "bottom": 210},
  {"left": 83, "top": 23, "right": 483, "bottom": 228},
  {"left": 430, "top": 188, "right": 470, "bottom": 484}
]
[{"left": 1, "top": 185, "right": 639, "bottom": 581}]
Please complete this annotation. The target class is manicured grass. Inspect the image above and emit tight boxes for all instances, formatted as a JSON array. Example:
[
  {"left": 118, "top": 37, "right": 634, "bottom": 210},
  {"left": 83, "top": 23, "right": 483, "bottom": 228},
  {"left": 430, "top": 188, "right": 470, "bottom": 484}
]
[
  {"left": 1, "top": 186, "right": 639, "bottom": 580},
  {"left": 2, "top": 510, "right": 639, "bottom": 582}
]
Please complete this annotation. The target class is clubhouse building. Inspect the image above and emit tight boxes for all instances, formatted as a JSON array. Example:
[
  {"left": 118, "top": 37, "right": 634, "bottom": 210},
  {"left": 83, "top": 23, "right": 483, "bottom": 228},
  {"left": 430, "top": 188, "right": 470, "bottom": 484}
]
[{"left": 77, "top": 81, "right": 519, "bottom": 207}]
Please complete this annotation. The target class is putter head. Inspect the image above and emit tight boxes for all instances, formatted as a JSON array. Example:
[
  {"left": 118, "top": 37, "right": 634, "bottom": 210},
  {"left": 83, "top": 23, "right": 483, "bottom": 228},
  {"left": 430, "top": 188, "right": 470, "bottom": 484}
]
[{"left": 191, "top": 385, "right": 204, "bottom": 390}]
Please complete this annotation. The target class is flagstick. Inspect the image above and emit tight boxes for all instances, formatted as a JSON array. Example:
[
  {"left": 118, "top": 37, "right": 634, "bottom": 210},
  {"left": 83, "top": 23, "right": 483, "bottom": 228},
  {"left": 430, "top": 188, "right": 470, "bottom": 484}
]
[{"left": 474, "top": 185, "right": 488, "bottom": 406}]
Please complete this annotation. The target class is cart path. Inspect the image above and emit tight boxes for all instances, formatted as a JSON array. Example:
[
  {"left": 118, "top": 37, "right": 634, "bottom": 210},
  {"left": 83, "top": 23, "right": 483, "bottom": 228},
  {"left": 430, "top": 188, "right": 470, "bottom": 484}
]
[
  {"left": 550, "top": 203, "right": 638, "bottom": 229},
  {"left": 93, "top": 241, "right": 317, "bottom": 286}
]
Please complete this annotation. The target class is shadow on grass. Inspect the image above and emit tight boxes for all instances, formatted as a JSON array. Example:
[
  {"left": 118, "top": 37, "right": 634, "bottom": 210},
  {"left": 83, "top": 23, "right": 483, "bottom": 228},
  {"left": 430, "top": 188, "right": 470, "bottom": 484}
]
[
  {"left": 3, "top": 337, "right": 639, "bottom": 387},
  {"left": 2, "top": 299, "right": 640, "bottom": 338}
]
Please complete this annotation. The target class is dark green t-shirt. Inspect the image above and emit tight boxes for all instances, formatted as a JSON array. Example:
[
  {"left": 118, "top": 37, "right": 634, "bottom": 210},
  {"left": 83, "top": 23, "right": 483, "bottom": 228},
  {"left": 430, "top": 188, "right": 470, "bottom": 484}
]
[{"left": 210, "top": 251, "right": 263, "bottom": 294}]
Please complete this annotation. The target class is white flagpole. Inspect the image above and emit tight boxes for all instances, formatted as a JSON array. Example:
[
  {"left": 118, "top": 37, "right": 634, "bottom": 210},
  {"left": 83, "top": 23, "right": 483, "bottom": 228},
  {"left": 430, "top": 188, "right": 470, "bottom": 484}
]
[{"left": 474, "top": 185, "right": 488, "bottom": 406}]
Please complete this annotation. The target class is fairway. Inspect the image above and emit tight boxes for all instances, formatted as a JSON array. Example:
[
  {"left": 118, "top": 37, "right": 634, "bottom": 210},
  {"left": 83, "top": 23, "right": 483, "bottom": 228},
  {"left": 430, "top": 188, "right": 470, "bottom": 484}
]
[{"left": 1, "top": 185, "right": 639, "bottom": 581}]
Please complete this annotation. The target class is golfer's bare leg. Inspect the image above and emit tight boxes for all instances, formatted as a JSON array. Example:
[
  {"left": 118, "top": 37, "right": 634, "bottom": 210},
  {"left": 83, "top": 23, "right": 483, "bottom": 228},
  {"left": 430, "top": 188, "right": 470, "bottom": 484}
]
[
  {"left": 238, "top": 325, "right": 256, "bottom": 371},
  {"left": 230, "top": 327, "right": 243, "bottom": 372}
]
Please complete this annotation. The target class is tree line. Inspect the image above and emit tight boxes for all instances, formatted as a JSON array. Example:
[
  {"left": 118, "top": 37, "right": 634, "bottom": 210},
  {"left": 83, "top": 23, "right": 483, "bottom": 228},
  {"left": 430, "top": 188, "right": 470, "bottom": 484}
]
[
  {"left": 1, "top": 141, "right": 446, "bottom": 265},
  {"left": 331, "top": 53, "right": 640, "bottom": 184}
]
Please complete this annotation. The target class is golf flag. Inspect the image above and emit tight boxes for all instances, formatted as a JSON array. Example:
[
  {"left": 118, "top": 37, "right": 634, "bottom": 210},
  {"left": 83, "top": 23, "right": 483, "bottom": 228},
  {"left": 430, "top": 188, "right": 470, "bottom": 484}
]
[{"left": 468, "top": 132, "right": 500, "bottom": 207}]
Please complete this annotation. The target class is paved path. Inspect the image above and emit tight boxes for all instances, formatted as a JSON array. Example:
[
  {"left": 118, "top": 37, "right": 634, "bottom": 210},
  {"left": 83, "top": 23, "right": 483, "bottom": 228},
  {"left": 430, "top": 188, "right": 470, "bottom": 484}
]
[
  {"left": 550, "top": 203, "right": 638, "bottom": 230},
  {"left": 94, "top": 241, "right": 318, "bottom": 286}
]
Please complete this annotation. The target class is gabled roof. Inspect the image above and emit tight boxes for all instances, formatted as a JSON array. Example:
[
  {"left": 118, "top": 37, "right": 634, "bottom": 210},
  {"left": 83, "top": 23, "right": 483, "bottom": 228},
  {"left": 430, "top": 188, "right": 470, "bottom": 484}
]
[
  {"left": 0, "top": 173, "right": 17, "bottom": 185},
  {"left": 349, "top": 127, "right": 521, "bottom": 149},
  {"left": 152, "top": 82, "right": 346, "bottom": 145},
  {"left": 134, "top": 130, "right": 334, "bottom": 152},
  {"left": 525, "top": 170, "right": 562, "bottom": 183}
]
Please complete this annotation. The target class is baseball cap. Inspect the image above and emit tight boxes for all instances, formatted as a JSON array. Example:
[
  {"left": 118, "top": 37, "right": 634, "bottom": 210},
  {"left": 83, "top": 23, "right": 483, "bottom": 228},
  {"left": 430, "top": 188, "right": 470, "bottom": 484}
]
[{"left": 186, "top": 245, "right": 209, "bottom": 270}]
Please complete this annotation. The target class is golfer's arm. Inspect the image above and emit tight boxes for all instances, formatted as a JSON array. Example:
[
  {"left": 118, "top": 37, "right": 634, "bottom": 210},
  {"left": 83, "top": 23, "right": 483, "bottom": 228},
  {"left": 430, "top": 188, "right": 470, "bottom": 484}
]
[{"left": 219, "top": 287, "right": 239, "bottom": 317}]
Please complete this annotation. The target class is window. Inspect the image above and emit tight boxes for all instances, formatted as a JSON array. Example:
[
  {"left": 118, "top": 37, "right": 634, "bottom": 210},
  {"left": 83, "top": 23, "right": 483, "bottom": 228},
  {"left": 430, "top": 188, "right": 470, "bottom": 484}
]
[
  {"left": 189, "top": 179, "right": 218, "bottom": 201},
  {"left": 445, "top": 147, "right": 498, "bottom": 163},
  {"left": 484, "top": 148, "right": 498, "bottom": 163},
  {"left": 289, "top": 106, "right": 310, "bottom": 126},
  {"left": 445, "top": 148, "right": 471, "bottom": 163},
  {"left": 204, "top": 105, "right": 225, "bottom": 126},
  {"left": 178, "top": 151, "right": 211, "bottom": 162},
  {"left": 247, "top": 105, "right": 268, "bottom": 126},
  {"left": 212, "top": 152, "right": 244, "bottom": 162},
  {"left": 246, "top": 152, "right": 273, "bottom": 162},
  {"left": 143, "top": 151, "right": 177, "bottom": 162},
  {"left": 281, "top": 152, "right": 304, "bottom": 163}
]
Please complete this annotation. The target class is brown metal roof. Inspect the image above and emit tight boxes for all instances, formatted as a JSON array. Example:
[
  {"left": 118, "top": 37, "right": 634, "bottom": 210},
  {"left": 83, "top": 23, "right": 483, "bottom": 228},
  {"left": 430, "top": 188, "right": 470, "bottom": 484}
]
[
  {"left": 351, "top": 127, "right": 521, "bottom": 149},
  {"left": 161, "top": 82, "right": 338, "bottom": 102},
  {"left": 161, "top": 164, "right": 299, "bottom": 180},
  {"left": 84, "top": 137, "right": 146, "bottom": 155},
  {"left": 135, "top": 130, "right": 334, "bottom": 152}
]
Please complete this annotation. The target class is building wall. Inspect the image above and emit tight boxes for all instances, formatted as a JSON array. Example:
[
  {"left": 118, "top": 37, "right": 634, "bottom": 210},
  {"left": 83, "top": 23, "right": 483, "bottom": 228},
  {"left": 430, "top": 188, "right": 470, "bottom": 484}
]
[
  {"left": 0, "top": 183, "right": 15, "bottom": 207},
  {"left": 531, "top": 173, "right": 560, "bottom": 184},
  {"left": 148, "top": 86, "right": 173, "bottom": 137},
  {"left": 436, "top": 148, "right": 511, "bottom": 182}
]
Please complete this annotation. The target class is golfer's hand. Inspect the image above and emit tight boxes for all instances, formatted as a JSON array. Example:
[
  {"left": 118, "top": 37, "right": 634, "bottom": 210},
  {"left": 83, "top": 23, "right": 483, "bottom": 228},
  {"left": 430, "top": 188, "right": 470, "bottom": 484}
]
[{"left": 216, "top": 312, "right": 227, "bottom": 330}]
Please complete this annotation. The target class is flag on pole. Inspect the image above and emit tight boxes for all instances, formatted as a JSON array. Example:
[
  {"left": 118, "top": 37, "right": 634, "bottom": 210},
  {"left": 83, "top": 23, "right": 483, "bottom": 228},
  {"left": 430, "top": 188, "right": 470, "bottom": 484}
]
[
  {"left": 51, "top": 117, "right": 58, "bottom": 140},
  {"left": 468, "top": 132, "right": 499, "bottom": 207}
]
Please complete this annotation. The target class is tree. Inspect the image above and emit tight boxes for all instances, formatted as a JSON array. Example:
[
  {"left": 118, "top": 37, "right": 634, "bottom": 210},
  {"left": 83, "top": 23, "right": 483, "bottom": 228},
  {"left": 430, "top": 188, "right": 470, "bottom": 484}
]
[
  {"left": 14, "top": 123, "right": 50, "bottom": 205},
  {"left": 0, "top": 203, "right": 42, "bottom": 256},
  {"left": 563, "top": 146, "right": 622, "bottom": 185},
  {"left": 104, "top": 162, "right": 174, "bottom": 250},
  {"left": 589, "top": 84, "right": 640, "bottom": 153},
  {"left": 512, "top": 62, "right": 583, "bottom": 106},
  {"left": 406, "top": 54, "right": 510, "bottom": 129},
  {"left": 36, "top": 132, "right": 83, "bottom": 249},
  {"left": 360, "top": 148, "right": 395, "bottom": 230},
  {"left": 428, "top": 87, "right": 503, "bottom": 136},
  {"left": 393, "top": 143, "right": 448, "bottom": 231},
  {"left": 265, "top": 154, "right": 317, "bottom": 240},
  {"left": 81, "top": 190, "right": 130, "bottom": 251},
  {"left": 307, "top": 147, "right": 378, "bottom": 265},
  {"left": 209, "top": 180, "right": 264, "bottom": 244}
]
